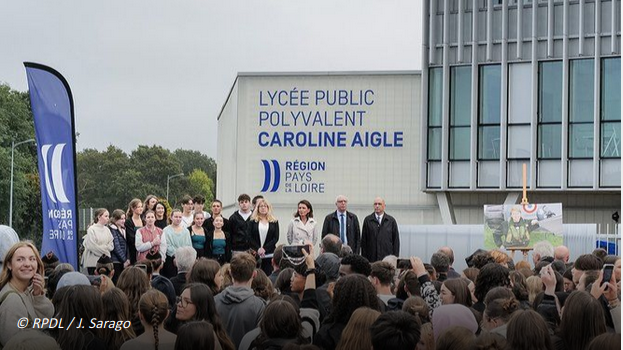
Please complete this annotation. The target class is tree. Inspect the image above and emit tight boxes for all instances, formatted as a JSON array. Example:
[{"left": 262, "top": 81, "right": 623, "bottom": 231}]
[
  {"left": 76, "top": 145, "right": 217, "bottom": 211},
  {"left": 0, "top": 84, "right": 40, "bottom": 241},
  {"left": 186, "top": 169, "right": 215, "bottom": 205},
  {"left": 130, "top": 145, "right": 183, "bottom": 198},
  {"left": 174, "top": 149, "right": 217, "bottom": 194}
]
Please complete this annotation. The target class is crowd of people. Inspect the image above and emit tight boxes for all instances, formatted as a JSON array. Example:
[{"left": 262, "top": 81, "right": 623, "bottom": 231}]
[{"left": 0, "top": 193, "right": 620, "bottom": 350}]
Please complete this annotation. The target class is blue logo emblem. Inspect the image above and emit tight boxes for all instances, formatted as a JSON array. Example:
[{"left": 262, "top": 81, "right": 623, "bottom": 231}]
[
  {"left": 41, "top": 143, "right": 70, "bottom": 203},
  {"left": 261, "top": 160, "right": 281, "bottom": 192}
]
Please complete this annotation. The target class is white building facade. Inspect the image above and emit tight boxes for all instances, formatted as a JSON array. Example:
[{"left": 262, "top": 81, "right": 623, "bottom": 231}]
[{"left": 217, "top": 72, "right": 440, "bottom": 236}]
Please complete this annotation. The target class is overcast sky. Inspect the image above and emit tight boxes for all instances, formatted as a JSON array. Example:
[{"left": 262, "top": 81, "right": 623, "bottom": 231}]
[{"left": 0, "top": 0, "right": 422, "bottom": 159}]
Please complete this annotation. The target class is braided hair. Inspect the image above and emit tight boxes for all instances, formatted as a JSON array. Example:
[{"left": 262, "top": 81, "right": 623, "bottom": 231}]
[
  {"left": 152, "top": 305, "right": 160, "bottom": 350},
  {"left": 139, "top": 289, "right": 169, "bottom": 350}
]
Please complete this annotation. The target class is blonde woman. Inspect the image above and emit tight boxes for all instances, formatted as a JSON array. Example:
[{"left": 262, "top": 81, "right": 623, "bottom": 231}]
[
  {"left": 82, "top": 208, "right": 114, "bottom": 275},
  {"left": 162, "top": 209, "right": 191, "bottom": 278},
  {"left": 248, "top": 199, "right": 279, "bottom": 275},
  {"left": 0, "top": 242, "right": 54, "bottom": 346}
]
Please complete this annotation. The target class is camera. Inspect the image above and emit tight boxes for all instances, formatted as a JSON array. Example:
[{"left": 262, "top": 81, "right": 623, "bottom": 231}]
[{"left": 283, "top": 245, "right": 311, "bottom": 259}]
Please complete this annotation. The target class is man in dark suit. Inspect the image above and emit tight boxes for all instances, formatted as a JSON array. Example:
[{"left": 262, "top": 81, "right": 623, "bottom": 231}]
[
  {"left": 361, "top": 197, "right": 400, "bottom": 262},
  {"left": 321, "top": 195, "right": 361, "bottom": 254}
]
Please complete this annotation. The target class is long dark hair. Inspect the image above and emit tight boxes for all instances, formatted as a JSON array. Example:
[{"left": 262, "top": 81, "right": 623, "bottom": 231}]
[
  {"left": 184, "top": 283, "right": 234, "bottom": 350},
  {"left": 557, "top": 291, "right": 607, "bottom": 350},
  {"left": 55, "top": 285, "right": 103, "bottom": 350},
  {"left": 117, "top": 267, "right": 151, "bottom": 320},
  {"left": 188, "top": 258, "right": 221, "bottom": 295},
  {"left": 443, "top": 278, "right": 472, "bottom": 307},
  {"left": 506, "top": 309, "right": 554, "bottom": 350},
  {"left": 101, "top": 288, "right": 136, "bottom": 349},
  {"left": 174, "top": 321, "right": 215, "bottom": 350},
  {"left": 251, "top": 300, "right": 306, "bottom": 349}
]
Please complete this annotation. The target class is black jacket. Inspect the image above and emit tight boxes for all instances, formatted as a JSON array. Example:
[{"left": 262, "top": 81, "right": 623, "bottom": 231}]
[
  {"left": 229, "top": 211, "right": 251, "bottom": 251},
  {"left": 170, "top": 272, "right": 187, "bottom": 296},
  {"left": 205, "top": 230, "right": 233, "bottom": 263},
  {"left": 248, "top": 221, "right": 279, "bottom": 255},
  {"left": 361, "top": 212, "right": 400, "bottom": 262},
  {"left": 124, "top": 217, "right": 144, "bottom": 264},
  {"left": 321, "top": 211, "right": 361, "bottom": 254}
]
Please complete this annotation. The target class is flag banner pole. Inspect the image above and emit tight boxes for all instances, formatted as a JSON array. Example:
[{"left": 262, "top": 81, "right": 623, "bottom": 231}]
[{"left": 24, "top": 62, "right": 79, "bottom": 270}]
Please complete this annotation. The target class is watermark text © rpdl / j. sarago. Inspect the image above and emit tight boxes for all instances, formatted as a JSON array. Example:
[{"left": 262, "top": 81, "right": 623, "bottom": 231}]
[{"left": 17, "top": 318, "right": 131, "bottom": 331}]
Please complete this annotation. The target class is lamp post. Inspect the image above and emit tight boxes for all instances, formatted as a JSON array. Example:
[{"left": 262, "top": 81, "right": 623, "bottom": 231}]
[
  {"left": 9, "top": 138, "right": 36, "bottom": 227},
  {"left": 166, "top": 173, "right": 184, "bottom": 203}
]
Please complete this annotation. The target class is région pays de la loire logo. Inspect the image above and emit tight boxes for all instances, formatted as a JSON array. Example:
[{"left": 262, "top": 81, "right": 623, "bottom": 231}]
[
  {"left": 260, "top": 159, "right": 326, "bottom": 194},
  {"left": 41, "top": 143, "right": 70, "bottom": 203}
]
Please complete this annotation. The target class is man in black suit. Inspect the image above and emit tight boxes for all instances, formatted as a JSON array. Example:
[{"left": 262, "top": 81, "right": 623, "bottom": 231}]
[
  {"left": 321, "top": 195, "right": 361, "bottom": 254},
  {"left": 361, "top": 197, "right": 400, "bottom": 262}
]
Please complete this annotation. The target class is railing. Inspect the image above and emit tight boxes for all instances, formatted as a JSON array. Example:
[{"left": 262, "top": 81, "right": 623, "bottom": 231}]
[{"left": 398, "top": 224, "right": 619, "bottom": 272}]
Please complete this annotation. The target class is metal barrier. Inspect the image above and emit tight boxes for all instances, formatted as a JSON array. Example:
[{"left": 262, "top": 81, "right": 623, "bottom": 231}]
[{"left": 398, "top": 224, "right": 619, "bottom": 272}]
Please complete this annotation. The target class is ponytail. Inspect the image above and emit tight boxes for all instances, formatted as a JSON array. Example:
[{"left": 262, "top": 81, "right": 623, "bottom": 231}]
[{"left": 151, "top": 305, "right": 160, "bottom": 350}]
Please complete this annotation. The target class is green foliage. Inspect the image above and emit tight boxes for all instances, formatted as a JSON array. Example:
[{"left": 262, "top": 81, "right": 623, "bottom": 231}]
[
  {"left": 187, "top": 169, "right": 215, "bottom": 204},
  {"left": 0, "top": 83, "right": 218, "bottom": 246},
  {"left": 0, "top": 84, "right": 40, "bottom": 243},
  {"left": 174, "top": 149, "right": 217, "bottom": 180},
  {"left": 77, "top": 145, "right": 217, "bottom": 212}
]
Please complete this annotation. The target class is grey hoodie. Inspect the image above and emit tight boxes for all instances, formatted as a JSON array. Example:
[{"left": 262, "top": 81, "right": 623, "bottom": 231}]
[{"left": 215, "top": 286, "right": 266, "bottom": 348}]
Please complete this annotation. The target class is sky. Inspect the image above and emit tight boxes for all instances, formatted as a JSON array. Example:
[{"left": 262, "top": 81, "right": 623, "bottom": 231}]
[{"left": 0, "top": 0, "right": 422, "bottom": 159}]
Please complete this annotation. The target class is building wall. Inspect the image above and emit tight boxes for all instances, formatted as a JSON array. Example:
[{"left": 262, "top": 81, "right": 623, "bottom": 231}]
[
  {"left": 217, "top": 72, "right": 447, "bottom": 244},
  {"left": 422, "top": 0, "right": 621, "bottom": 191},
  {"left": 216, "top": 79, "right": 239, "bottom": 206}
]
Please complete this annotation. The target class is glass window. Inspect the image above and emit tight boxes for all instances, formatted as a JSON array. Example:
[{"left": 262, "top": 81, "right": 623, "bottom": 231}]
[
  {"left": 479, "top": 126, "right": 501, "bottom": 160},
  {"left": 450, "top": 66, "right": 471, "bottom": 161},
  {"left": 601, "top": 59, "right": 621, "bottom": 122},
  {"left": 428, "top": 68, "right": 443, "bottom": 161},
  {"left": 450, "top": 66, "right": 471, "bottom": 126},
  {"left": 479, "top": 65, "right": 501, "bottom": 124},
  {"left": 450, "top": 127, "right": 471, "bottom": 160},
  {"left": 539, "top": 61, "right": 563, "bottom": 123},
  {"left": 478, "top": 65, "right": 501, "bottom": 160},
  {"left": 538, "top": 61, "right": 562, "bottom": 160},
  {"left": 601, "top": 122, "right": 621, "bottom": 158},
  {"left": 570, "top": 59, "right": 594, "bottom": 123},
  {"left": 508, "top": 63, "right": 532, "bottom": 124},
  {"left": 569, "top": 124, "right": 594, "bottom": 158},
  {"left": 428, "top": 128, "right": 443, "bottom": 160},
  {"left": 569, "top": 59, "right": 594, "bottom": 159},
  {"left": 538, "top": 124, "right": 562, "bottom": 159},
  {"left": 429, "top": 68, "right": 443, "bottom": 127},
  {"left": 508, "top": 125, "right": 531, "bottom": 159},
  {"left": 600, "top": 58, "right": 621, "bottom": 159}
]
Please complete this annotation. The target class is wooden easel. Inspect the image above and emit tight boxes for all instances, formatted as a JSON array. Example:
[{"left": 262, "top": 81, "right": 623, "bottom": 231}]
[{"left": 508, "top": 164, "right": 533, "bottom": 261}]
